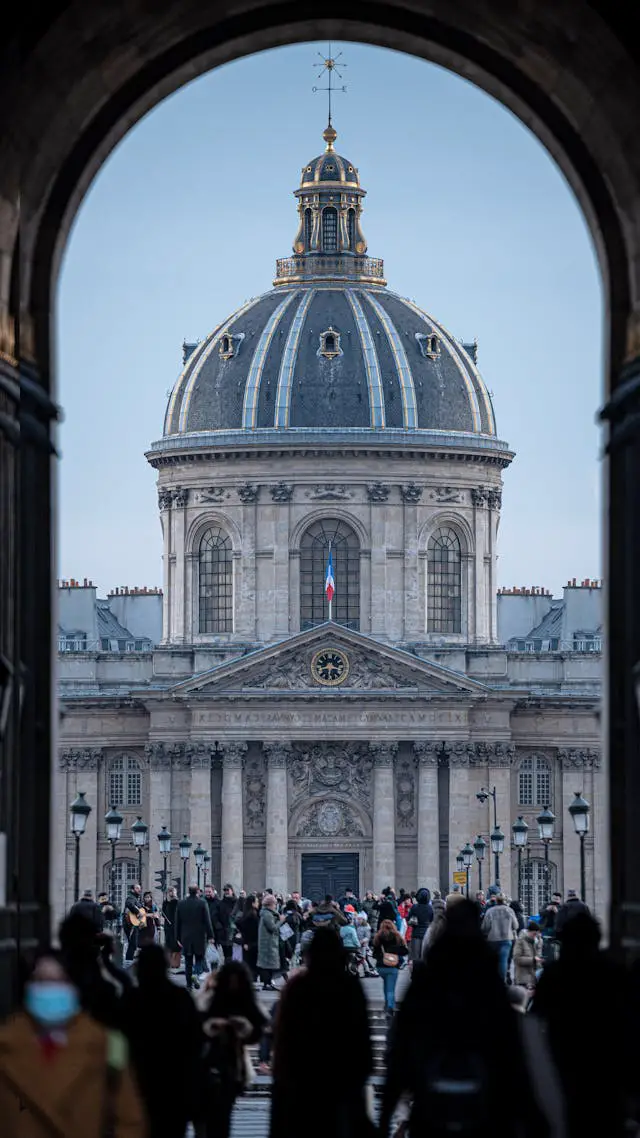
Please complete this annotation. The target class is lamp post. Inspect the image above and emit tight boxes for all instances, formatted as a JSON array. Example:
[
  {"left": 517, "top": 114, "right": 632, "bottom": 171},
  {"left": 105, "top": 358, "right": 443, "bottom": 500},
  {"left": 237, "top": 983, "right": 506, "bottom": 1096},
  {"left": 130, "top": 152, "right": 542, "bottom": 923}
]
[
  {"left": 70, "top": 791, "right": 92, "bottom": 902},
  {"left": 568, "top": 791, "right": 590, "bottom": 901},
  {"left": 157, "top": 824, "right": 171, "bottom": 895},
  {"left": 477, "top": 786, "right": 503, "bottom": 886},
  {"left": 455, "top": 852, "right": 464, "bottom": 891},
  {"left": 473, "top": 834, "right": 486, "bottom": 895},
  {"left": 203, "top": 852, "right": 210, "bottom": 889},
  {"left": 194, "top": 842, "right": 205, "bottom": 889},
  {"left": 179, "top": 834, "right": 192, "bottom": 898},
  {"left": 461, "top": 842, "right": 474, "bottom": 898},
  {"left": 512, "top": 815, "right": 529, "bottom": 906},
  {"left": 105, "top": 805, "right": 123, "bottom": 900},
  {"left": 537, "top": 805, "right": 556, "bottom": 906},
  {"left": 131, "top": 816, "right": 148, "bottom": 889}
]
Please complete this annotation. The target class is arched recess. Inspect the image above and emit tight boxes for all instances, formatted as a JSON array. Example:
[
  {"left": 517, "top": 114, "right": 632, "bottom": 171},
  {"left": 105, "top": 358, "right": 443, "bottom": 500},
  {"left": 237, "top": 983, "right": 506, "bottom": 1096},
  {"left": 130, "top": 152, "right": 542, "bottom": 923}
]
[
  {"left": 321, "top": 206, "right": 338, "bottom": 253},
  {"left": 289, "top": 795, "right": 372, "bottom": 842},
  {"left": 299, "top": 516, "right": 361, "bottom": 630},
  {"left": 197, "top": 526, "right": 234, "bottom": 634},
  {"left": 3, "top": 1, "right": 640, "bottom": 981},
  {"left": 419, "top": 515, "right": 473, "bottom": 640}
]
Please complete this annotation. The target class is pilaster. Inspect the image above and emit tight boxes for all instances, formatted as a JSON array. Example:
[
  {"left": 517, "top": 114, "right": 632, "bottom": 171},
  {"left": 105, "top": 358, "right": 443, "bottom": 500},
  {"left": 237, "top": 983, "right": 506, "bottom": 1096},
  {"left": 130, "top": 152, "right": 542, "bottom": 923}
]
[
  {"left": 220, "top": 742, "right": 247, "bottom": 889},
  {"left": 263, "top": 743, "right": 291, "bottom": 895},
  {"left": 188, "top": 743, "right": 213, "bottom": 881},
  {"left": 414, "top": 742, "right": 440, "bottom": 892},
  {"left": 370, "top": 741, "right": 397, "bottom": 891}
]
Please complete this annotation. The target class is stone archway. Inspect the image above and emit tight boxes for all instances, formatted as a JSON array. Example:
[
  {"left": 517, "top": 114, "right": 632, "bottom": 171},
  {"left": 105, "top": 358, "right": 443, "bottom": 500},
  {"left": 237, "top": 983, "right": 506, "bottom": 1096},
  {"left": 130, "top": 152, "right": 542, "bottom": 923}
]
[{"left": 2, "top": 4, "right": 640, "bottom": 1007}]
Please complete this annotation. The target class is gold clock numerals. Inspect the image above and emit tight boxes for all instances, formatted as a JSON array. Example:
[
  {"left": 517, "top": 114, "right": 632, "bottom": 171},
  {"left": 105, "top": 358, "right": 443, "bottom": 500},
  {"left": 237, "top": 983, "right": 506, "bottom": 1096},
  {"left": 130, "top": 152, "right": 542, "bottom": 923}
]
[{"left": 310, "top": 646, "right": 350, "bottom": 686}]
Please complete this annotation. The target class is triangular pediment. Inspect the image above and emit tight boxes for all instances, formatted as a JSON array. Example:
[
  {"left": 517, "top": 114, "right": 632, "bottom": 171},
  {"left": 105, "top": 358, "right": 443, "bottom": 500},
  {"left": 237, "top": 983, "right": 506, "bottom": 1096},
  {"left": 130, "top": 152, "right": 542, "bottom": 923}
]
[{"left": 171, "top": 624, "right": 488, "bottom": 697}]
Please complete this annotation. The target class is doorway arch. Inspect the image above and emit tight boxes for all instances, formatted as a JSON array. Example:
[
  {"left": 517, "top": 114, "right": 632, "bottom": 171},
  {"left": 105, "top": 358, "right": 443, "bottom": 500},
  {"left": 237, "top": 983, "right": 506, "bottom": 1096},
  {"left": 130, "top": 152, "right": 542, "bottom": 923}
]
[{"left": 2, "top": 5, "right": 640, "bottom": 1002}]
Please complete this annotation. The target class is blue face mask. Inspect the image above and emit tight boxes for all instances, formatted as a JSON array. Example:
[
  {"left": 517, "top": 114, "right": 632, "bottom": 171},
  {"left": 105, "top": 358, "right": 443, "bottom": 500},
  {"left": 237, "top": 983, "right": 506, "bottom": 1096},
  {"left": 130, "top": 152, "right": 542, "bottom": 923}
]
[{"left": 25, "top": 982, "right": 80, "bottom": 1027}]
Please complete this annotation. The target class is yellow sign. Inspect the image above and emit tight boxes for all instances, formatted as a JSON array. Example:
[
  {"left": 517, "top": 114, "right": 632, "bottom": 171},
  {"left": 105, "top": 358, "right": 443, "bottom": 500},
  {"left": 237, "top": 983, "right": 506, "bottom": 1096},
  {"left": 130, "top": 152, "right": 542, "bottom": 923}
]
[{"left": 452, "top": 871, "right": 467, "bottom": 886}]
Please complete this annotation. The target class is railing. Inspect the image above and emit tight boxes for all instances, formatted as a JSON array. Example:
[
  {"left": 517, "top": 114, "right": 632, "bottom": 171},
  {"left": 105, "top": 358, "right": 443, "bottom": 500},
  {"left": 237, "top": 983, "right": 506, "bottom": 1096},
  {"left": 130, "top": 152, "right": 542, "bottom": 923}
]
[
  {"left": 274, "top": 255, "right": 386, "bottom": 281},
  {"left": 514, "top": 638, "right": 602, "bottom": 654},
  {"left": 58, "top": 638, "right": 100, "bottom": 652}
]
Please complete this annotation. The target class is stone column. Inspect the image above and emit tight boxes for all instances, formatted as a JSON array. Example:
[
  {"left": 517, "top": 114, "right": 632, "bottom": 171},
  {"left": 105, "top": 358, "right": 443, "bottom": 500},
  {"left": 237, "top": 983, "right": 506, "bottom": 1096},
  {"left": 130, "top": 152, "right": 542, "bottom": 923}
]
[
  {"left": 158, "top": 491, "right": 172, "bottom": 643},
  {"left": 171, "top": 488, "right": 188, "bottom": 643},
  {"left": 371, "top": 742, "right": 397, "bottom": 891},
  {"left": 414, "top": 743, "right": 440, "bottom": 891},
  {"left": 263, "top": 743, "right": 291, "bottom": 895},
  {"left": 220, "top": 743, "right": 247, "bottom": 890},
  {"left": 146, "top": 743, "right": 172, "bottom": 892},
  {"left": 490, "top": 754, "right": 513, "bottom": 898},
  {"left": 188, "top": 743, "right": 212, "bottom": 882},
  {"left": 447, "top": 743, "right": 473, "bottom": 890}
]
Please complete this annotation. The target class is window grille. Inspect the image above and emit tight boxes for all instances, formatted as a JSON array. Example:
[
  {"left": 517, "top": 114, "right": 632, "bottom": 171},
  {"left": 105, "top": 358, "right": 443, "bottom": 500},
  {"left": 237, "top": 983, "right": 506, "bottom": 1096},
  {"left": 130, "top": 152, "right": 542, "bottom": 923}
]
[
  {"left": 322, "top": 207, "right": 338, "bottom": 253},
  {"left": 300, "top": 518, "right": 360, "bottom": 630},
  {"left": 105, "top": 859, "right": 137, "bottom": 910},
  {"left": 304, "top": 208, "right": 312, "bottom": 250},
  {"left": 199, "top": 527, "right": 233, "bottom": 633},
  {"left": 518, "top": 758, "right": 534, "bottom": 805},
  {"left": 520, "top": 858, "right": 557, "bottom": 917},
  {"left": 108, "top": 755, "right": 141, "bottom": 808},
  {"left": 348, "top": 209, "right": 356, "bottom": 250},
  {"left": 518, "top": 756, "right": 552, "bottom": 807},
  {"left": 427, "top": 527, "right": 462, "bottom": 633}
]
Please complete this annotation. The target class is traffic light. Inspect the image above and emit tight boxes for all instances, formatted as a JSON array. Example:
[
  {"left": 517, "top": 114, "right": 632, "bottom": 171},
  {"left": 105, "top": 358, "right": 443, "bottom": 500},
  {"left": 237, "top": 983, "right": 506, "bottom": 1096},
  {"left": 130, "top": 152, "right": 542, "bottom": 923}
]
[{"left": 154, "top": 869, "right": 167, "bottom": 891}]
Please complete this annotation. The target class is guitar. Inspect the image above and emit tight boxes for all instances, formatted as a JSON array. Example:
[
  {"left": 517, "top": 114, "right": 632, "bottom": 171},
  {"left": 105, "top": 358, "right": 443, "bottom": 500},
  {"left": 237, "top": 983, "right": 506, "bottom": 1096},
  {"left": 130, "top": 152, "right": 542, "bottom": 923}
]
[{"left": 126, "top": 906, "right": 148, "bottom": 929}]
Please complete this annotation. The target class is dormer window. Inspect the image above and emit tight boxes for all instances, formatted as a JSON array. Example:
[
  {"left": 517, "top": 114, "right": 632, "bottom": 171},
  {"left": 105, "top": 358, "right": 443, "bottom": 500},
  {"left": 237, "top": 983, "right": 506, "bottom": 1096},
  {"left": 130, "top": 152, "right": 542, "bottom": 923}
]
[
  {"left": 219, "top": 332, "right": 244, "bottom": 360},
  {"left": 416, "top": 332, "right": 441, "bottom": 359},
  {"left": 319, "top": 327, "right": 342, "bottom": 359}
]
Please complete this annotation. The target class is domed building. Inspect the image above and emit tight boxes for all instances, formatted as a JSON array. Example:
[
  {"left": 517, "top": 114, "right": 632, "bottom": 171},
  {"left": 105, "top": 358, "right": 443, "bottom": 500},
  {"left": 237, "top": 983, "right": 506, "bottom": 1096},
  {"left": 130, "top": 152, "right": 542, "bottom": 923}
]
[{"left": 54, "top": 125, "right": 604, "bottom": 919}]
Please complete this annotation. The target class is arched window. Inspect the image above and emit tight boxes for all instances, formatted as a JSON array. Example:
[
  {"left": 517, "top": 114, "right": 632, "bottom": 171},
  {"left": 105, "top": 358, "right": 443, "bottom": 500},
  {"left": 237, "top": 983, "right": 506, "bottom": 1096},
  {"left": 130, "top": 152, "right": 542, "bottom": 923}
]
[
  {"left": 108, "top": 755, "right": 141, "bottom": 808},
  {"left": 300, "top": 518, "right": 360, "bottom": 630},
  {"left": 520, "top": 857, "right": 557, "bottom": 918},
  {"left": 199, "top": 527, "right": 233, "bottom": 633},
  {"left": 104, "top": 859, "right": 137, "bottom": 909},
  {"left": 427, "top": 527, "right": 462, "bottom": 633},
  {"left": 518, "top": 755, "right": 553, "bottom": 807},
  {"left": 322, "top": 207, "right": 338, "bottom": 253},
  {"left": 347, "top": 208, "right": 356, "bottom": 250},
  {"left": 304, "top": 208, "right": 312, "bottom": 250}
]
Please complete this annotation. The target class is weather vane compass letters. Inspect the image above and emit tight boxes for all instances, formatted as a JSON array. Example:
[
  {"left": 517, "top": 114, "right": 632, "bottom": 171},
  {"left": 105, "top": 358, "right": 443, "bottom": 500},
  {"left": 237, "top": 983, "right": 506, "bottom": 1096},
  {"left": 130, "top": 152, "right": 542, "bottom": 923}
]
[{"left": 312, "top": 44, "right": 347, "bottom": 135}]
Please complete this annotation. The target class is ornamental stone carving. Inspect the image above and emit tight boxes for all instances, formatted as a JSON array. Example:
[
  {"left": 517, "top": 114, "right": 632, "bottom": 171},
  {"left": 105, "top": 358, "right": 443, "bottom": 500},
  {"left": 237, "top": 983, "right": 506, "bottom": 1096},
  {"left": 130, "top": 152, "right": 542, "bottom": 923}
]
[
  {"left": 558, "top": 748, "right": 601, "bottom": 770},
  {"left": 270, "top": 481, "right": 293, "bottom": 502},
  {"left": 184, "top": 741, "right": 213, "bottom": 768},
  {"left": 289, "top": 743, "right": 373, "bottom": 811},
  {"left": 471, "top": 487, "right": 487, "bottom": 506},
  {"left": 238, "top": 482, "right": 260, "bottom": 503},
  {"left": 244, "top": 757, "right": 266, "bottom": 834},
  {"left": 247, "top": 647, "right": 419, "bottom": 691},
  {"left": 487, "top": 741, "right": 516, "bottom": 766},
  {"left": 296, "top": 800, "right": 365, "bottom": 838},
  {"left": 157, "top": 488, "right": 172, "bottom": 511},
  {"left": 367, "top": 481, "right": 390, "bottom": 502},
  {"left": 144, "top": 742, "right": 172, "bottom": 769},
  {"left": 431, "top": 486, "right": 463, "bottom": 503},
  {"left": 263, "top": 743, "right": 293, "bottom": 768},
  {"left": 395, "top": 757, "right": 416, "bottom": 829},
  {"left": 218, "top": 741, "right": 248, "bottom": 768},
  {"left": 172, "top": 487, "right": 189, "bottom": 508},
  {"left": 413, "top": 741, "right": 442, "bottom": 766},
  {"left": 369, "top": 741, "right": 398, "bottom": 767},
  {"left": 486, "top": 489, "right": 502, "bottom": 510},
  {"left": 444, "top": 741, "right": 476, "bottom": 766},
  {"left": 306, "top": 484, "right": 352, "bottom": 500},
  {"left": 400, "top": 482, "right": 423, "bottom": 503},
  {"left": 195, "top": 487, "right": 228, "bottom": 503},
  {"left": 59, "top": 748, "right": 102, "bottom": 771}
]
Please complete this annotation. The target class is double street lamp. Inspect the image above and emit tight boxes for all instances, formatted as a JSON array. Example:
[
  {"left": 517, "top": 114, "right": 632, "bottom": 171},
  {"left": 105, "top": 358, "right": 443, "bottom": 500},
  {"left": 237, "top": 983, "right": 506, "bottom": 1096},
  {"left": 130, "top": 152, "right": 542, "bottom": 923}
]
[
  {"left": 194, "top": 842, "right": 206, "bottom": 889},
  {"left": 131, "top": 816, "right": 148, "bottom": 888},
  {"left": 203, "top": 852, "right": 211, "bottom": 889},
  {"left": 105, "top": 805, "right": 123, "bottom": 899},
  {"left": 568, "top": 791, "right": 590, "bottom": 901},
  {"left": 461, "top": 842, "right": 474, "bottom": 898},
  {"left": 158, "top": 825, "right": 171, "bottom": 894},
  {"left": 512, "top": 815, "right": 529, "bottom": 904},
  {"left": 537, "top": 805, "right": 556, "bottom": 905},
  {"left": 477, "top": 786, "right": 504, "bottom": 886},
  {"left": 473, "top": 834, "right": 486, "bottom": 894},
  {"left": 179, "top": 834, "right": 192, "bottom": 897},
  {"left": 70, "top": 791, "right": 92, "bottom": 902}
]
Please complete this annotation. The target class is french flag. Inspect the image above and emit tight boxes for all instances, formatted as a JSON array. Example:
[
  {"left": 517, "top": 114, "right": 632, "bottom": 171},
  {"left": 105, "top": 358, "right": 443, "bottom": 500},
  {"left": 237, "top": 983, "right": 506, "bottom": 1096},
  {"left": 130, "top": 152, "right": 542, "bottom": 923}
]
[{"left": 325, "top": 547, "right": 335, "bottom": 604}]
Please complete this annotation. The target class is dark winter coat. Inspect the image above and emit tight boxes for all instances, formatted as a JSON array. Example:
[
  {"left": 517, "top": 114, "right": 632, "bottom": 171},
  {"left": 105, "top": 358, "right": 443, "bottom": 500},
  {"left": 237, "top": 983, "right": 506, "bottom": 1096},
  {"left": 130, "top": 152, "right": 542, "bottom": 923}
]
[
  {"left": 162, "top": 896, "right": 179, "bottom": 950},
  {"left": 236, "top": 910, "right": 259, "bottom": 950},
  {"left": 218, "top": 895, "right": 237, "bottom": 946},
  {"left": 176, "top": 894, "right": 214, "bottom": 956},
  {"left": 377, "top": 898, "right": 398, "bottom": 926},
  {"left": 257, "top": 906, "right": 281, "bottom": 971},
  {"left": 407, "top": 900, "right": 433, "bottom": 937},
  {"left": 69, "top": 897, "right": 104, "bottom": 932},
  {"left": 555, "top": 897, "right": 590, "bottom": 937}
]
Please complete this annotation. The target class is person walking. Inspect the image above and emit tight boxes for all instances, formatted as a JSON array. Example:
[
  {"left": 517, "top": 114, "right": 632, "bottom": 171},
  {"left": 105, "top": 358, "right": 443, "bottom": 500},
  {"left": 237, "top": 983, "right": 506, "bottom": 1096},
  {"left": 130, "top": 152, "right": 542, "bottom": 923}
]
[
  {"left": 377, "top": 887, "right": 399, "bottom": 927},
  {"left": 271, "top": 927, "right": 373, "bottom": 1138},
  {"left": 554, "top": 890, "right": 590, "bottom": 937},
  {"left": 176, "top": 883, "right": 214, "bottom": 990},
  {"left": 406, "top": 887, "right": 433, "bottom": 962},
  {"left": 122, "top": 944, "right": 203, "bottom": 1138},
  {"left": 69, "top": 889, "right": 104, "bottom": 933},
  {"left": 513, "top": 920, "right": 542, "bottom": 992},
  {"left": 235, "top": 893, "right": 260, "bottom": 980},
  {"left": 162, "top": 886, "right": 181, "bottom": 972},
  {"left": 372, "top": 918, "right": 408, "bottom": 1018},
  {"left": 218, "top": 885, "right": 237, "bottom": 962},
  {"left": 361, "top": 890, "right": 379, "bottom": 933},
  {"left": 0, "top": 949, "right": 145, "bottom": 1137},
  {"left": 199, "top": 961, "right": 266, "bottom": 1138},
  {"left": 445, "top": 884, "right": 465, "bottom": 908},
  {"left": 431, "top": 889, "right": 446, "bottom": 919},
  {"left": 481, "top": 893, "right": 518, "bottom": 981},
  {"left": 257, "top": 894, "right": 282, "bottom": 989}
]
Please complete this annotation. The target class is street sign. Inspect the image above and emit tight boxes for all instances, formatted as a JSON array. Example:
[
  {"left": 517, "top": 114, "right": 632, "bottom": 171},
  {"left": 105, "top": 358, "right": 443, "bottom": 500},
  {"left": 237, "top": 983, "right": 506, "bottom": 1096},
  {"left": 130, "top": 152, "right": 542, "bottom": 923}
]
[{"left": 452, "top": 871, "right": 467, "bottom": 886}]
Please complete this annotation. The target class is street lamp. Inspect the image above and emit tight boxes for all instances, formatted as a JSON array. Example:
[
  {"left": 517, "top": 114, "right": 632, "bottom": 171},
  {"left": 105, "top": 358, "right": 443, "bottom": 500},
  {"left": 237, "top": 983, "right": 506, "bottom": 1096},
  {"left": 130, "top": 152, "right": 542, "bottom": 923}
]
[
  {"left": 455, "top": 852, "right": 464, "bottom": 891},
  {"left": 461, "top": 842, "right": 474, "bottom": 898},
  {"left": 105, "top": 805, "right": 123, "bottom": 899},
  {"left": 512, "top": 815, "right": 529, "bottom": 906},
  {"left": 194, "top": 842, "right": 205, "bottom": 889},
  {"left": 473, "top": 834, "right": 486, "bottom": 895},
  {"left": 568, "top": 791, "right": 590, "bottom": 901},
  {"left": 70, "top": 791, "right": 92, "bottom": 903},
  {"left": 131, "top": 816, "right": 148, "bottom": 889},
  {"left": 537, "top": 805, "right": 556, "bottom": 906},
  {"left": 477, "top": 786, "right": 503, "bottom": 886},
  {"left": 157, "top": 824, "right": 171, "bottom": 895},
  {"left": 179, "top": 834, "right": 192, "bottom": 898},
  {"left": 203, "top": 851, "right": 210, "bottom": 889}
]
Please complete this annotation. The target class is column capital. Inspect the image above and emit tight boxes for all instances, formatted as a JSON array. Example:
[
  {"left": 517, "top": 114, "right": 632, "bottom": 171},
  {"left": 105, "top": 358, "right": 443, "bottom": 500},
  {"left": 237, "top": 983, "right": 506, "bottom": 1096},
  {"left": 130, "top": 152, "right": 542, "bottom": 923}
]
[
  {"left": 263, "top": 742, "right": 293, "bottom": 768},
  {"left": 369, "top": 741, "right": 398, "bottom": 767},
  {"left": 558, "top": 747, "right": 601, "bottom": 770},
  {"left": 413, "top": 741, "right": 441, "bottom": 766},
  {"left": 144, "top": 742, "right": 172, "bottom": 769},
  {"left": 58, "top": 747, "right": 102, "bottom": 771},
  {"left": 443, "top": 740, "right": 475, "bottom": 767},
  {"left": 219, "top": 741, "right": 248, "bottom": 768},
  {"left": 185, "top": 741, "right": 214, "bottom": 769},
  {"left": 472, "top": 740, "right": 516, "bottom": 766}
]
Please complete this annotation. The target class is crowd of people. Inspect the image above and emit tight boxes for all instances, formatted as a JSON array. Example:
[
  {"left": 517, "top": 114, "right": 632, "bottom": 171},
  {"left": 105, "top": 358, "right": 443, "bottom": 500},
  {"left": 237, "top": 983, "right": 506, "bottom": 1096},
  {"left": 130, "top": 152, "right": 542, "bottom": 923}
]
[{"left": 0, "top": 877, "right": 638, "bottom": 1138}]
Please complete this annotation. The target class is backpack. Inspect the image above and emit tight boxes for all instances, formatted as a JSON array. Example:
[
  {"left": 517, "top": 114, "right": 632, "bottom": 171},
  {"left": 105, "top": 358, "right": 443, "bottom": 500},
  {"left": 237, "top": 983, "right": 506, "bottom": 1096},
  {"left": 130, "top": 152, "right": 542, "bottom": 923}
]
[{"left": 421, "top": 1044, "right": 491, "bottom": 1134}]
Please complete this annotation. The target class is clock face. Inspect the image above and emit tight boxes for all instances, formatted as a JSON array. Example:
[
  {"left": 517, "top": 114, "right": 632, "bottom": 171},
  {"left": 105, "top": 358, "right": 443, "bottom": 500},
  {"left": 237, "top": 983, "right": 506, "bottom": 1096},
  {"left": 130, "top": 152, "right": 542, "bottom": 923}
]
[{"left": 310, "top": 647, "right": 350, "bottom": 687}]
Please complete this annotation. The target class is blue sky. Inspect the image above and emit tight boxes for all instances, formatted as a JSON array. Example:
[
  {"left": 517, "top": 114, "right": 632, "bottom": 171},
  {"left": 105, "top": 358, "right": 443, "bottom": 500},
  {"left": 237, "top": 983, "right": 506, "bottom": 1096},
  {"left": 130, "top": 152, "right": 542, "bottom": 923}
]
[{"left": 57, "top": 42, "right": 603, "bottom": 597}]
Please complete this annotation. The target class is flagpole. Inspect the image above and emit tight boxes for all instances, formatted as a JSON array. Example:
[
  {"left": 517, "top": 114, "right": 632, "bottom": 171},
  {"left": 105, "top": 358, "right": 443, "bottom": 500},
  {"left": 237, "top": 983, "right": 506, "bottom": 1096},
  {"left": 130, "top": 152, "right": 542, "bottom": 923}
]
[{"left": 328, "top": 541, "right": 332, "bottom": 621}]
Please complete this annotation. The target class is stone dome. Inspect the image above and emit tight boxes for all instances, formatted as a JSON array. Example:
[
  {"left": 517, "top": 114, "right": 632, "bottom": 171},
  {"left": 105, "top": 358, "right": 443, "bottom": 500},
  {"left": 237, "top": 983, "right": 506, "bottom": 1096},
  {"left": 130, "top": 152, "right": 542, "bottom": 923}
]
[{"left": 162, "top": 124, "right": 498, "bottom": 442}]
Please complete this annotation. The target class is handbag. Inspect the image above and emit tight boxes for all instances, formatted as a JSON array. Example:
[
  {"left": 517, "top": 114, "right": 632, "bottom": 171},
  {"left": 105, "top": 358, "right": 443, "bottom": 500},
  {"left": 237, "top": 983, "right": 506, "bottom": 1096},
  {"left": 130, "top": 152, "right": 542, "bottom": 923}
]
[{"left": 382, "top": 951, "right": 399, "bottom": 966}]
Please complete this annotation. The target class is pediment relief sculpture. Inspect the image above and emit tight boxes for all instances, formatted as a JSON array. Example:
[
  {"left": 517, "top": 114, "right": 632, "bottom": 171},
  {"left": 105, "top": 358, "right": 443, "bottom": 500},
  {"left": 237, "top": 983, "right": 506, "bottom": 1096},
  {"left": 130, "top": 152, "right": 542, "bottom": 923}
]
[
  {"left": 289, "top": 742, "right": 373, "bottom": 811},
  {"left": 295, "top": 799, "right": 365, "bottom": 839}
]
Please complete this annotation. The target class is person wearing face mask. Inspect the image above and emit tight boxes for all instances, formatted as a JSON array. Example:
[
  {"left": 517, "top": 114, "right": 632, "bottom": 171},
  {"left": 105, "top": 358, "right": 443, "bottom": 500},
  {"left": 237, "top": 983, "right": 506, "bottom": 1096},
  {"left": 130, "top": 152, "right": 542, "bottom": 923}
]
[{"left": 0, "top": 949, "right": 146, "bottom": 1137}]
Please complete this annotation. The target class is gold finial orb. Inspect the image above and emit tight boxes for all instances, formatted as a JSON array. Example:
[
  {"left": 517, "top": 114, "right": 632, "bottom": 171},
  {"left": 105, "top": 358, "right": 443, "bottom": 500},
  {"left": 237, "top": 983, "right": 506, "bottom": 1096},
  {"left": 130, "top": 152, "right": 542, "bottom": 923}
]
[{"left": 323, "top": 122, "right": 337, "bottom": 151}]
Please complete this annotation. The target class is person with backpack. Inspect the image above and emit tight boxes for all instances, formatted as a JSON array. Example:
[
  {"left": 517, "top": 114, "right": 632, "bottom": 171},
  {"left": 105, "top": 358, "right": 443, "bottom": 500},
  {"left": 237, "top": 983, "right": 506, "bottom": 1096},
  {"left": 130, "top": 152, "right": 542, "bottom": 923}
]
[{"left": 380, "top": 900, "right": 551, "bottom": 1138}]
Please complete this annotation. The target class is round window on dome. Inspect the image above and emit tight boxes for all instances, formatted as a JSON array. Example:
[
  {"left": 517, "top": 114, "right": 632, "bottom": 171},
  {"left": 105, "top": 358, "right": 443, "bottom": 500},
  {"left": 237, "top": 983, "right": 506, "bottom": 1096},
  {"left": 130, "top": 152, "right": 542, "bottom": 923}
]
[{"left": 306, "top": 166, "right": 312, "bottom": 172}]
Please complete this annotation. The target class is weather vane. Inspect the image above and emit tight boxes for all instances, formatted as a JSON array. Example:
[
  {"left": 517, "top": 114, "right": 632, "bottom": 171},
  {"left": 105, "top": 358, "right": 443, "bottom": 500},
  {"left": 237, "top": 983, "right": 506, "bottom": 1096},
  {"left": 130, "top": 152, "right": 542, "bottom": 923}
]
[{"left": 312, "top": 44, "right": 347, "bottom": 126}]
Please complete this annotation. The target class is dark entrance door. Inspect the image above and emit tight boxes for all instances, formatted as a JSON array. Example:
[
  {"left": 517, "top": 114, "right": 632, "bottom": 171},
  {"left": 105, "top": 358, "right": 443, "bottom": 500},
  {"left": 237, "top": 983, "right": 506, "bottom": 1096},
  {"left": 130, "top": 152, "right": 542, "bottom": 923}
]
[{"left": 301, "top": 853, "right": 360, "bottom": 902}]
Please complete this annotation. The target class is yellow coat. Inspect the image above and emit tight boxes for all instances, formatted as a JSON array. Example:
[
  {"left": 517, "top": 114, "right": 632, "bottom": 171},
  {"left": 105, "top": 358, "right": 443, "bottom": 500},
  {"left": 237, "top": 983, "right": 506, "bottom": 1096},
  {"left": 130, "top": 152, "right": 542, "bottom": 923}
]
[{"left": 0, "top": 1010, "right": 147, "bottom": 1138}]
